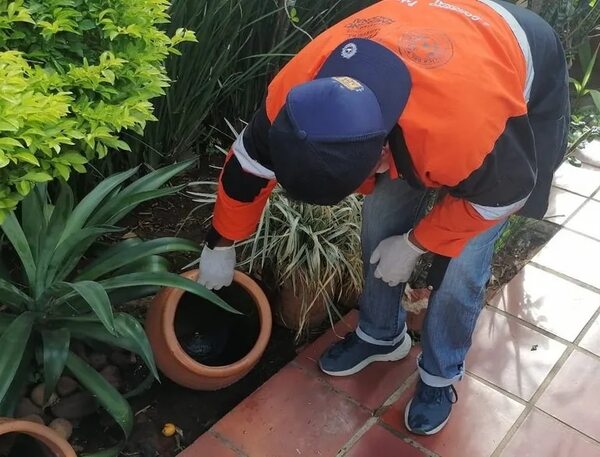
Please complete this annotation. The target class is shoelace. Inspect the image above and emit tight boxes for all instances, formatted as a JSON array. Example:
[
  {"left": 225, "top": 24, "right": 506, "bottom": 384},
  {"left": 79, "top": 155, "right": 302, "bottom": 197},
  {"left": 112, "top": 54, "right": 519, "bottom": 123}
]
[
  {"left": 328, "top": 332, "right": 360, "bottom": 358},
  {"left": 417, "top": 383, "right": 459, "bottom": 405}
]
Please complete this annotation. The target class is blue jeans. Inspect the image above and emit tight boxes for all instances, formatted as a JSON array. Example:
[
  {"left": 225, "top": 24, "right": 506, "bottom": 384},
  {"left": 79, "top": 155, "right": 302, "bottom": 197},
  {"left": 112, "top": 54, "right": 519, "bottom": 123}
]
[{"left": 358, "top": 175, "right": 505, "bottom": 387}]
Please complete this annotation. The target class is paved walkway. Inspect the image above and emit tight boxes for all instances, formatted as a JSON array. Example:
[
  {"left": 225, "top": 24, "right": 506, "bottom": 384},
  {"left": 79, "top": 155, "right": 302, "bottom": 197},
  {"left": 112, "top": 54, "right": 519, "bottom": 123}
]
[{"left": 180, "top": 142, "right": 600, "bottom": 457}]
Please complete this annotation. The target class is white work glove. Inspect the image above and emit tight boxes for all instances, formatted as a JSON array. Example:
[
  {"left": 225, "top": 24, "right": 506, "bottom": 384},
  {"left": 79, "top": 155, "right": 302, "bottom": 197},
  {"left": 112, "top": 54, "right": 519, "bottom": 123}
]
[
  {"left": 370, "top": 231, "right": 426, "bottom": 287},
  {"left": 196, "top": 245, "right": 235, "bottom": 290}
]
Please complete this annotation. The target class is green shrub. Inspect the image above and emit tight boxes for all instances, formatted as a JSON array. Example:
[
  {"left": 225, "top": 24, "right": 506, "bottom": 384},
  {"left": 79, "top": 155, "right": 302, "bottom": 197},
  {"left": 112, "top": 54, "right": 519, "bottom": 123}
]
[
  {"left": 519, "top": 0, "right": 599, "bottom": 55},
  {"left": 0, "top": 160, "right": 235, "bottom": 456},
  {"left": 134, "top": 0, "right": 373, "bottom": 165},
  {"left": 0, "top": 0, "right": 195, "bottom": 221}
]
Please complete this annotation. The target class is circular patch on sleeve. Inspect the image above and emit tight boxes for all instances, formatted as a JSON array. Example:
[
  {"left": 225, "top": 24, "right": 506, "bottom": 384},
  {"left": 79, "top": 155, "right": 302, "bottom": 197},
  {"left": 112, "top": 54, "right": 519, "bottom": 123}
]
[{"left": 398, "top": 30, "right": 454, "bottom": 69}]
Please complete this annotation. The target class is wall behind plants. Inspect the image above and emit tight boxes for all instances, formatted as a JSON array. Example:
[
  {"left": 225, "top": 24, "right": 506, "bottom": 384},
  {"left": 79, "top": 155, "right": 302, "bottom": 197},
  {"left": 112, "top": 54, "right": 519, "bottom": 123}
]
[{"left": 128, "top": 0, "right": 374, "bottom": 167}]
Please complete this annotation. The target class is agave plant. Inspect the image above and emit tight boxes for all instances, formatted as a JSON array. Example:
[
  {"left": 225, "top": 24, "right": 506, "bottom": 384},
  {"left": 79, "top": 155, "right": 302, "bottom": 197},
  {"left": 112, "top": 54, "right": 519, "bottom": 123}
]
[
  {"left": 242, "top": 188, "right": 364, "bottom": 330},
  {"left": 0, "top": 160, "right": 236, "bottom": 456}
]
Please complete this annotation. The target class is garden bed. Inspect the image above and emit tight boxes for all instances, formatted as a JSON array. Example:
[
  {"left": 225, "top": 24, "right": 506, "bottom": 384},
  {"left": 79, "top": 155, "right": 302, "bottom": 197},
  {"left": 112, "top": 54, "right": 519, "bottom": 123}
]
[
  {"left": 67, "top": 169, "right": 558, "bottom": 457},
  {"left": 65, "top": 326, "right": 296, "bottom": 457},
  {"left": 0, "top": 163, "right": 560, "bottom": 457}
]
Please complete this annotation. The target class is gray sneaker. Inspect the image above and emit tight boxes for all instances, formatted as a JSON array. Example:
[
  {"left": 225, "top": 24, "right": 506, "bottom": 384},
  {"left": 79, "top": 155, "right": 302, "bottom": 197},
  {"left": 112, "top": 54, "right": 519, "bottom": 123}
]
[{"left": 319, "top": 331, "right": 412, "bottom": 377}]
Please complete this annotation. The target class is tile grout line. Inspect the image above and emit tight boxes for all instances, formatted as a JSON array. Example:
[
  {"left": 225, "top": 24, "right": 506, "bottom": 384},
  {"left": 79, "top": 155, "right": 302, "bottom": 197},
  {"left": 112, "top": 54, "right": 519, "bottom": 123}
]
[
  {"left": 379, "top": 371, "right": 420, "bottom": 411},
  {"left": 333, "top": 369, "right": 430, "bottom": 457},
  {"left": 528, "top": 260, "right": 600, "bottom": 295},
  {"left": 464, "top": 370, "right": 528, "bottom": 406},
  {"left": 559, "top": 224, "right": 600, "bottom": 243},
  {"left": 553, "top": 168, "right": 600, "bottom": 200},
  {"left": 487, "top": 299, "right": 600, "bottom": 455},
  {"left": 485, "top": 305, "right": 600, "bottom": 363},
  {"left": 377, "top": 421, "right": 439, "bottom": 457},
  {"left": 336, "top": 417, "right": 379, "bottom": 457},
  {"left": 211, "top": 430, "right": 251, "bottom": 457},
  {"left": 490, "top": 343, "right": 575, "bottom": 457},
  {"left": 544, "top": 187, "right": 591, "bottom": 226},
  {"left": 559, "top": 193, "right": 600, "bottom": 240},
  {"left": 289, "top": 360, "right": 374, "bottom": 414},
  {"left": 533, "top": 406, "right": 600, "bottom": 446},
  {"left": 563, "top": 225, "right": 600, "bottom": 242},
  {"left": 487, "top": 303, "right": 600, "bottom": 356},
  {"left": 487, "top": 304, "right": 575, "bottom": 345},
  {"left": 573, "top": 302, "right": 600, "bottom": 346}
]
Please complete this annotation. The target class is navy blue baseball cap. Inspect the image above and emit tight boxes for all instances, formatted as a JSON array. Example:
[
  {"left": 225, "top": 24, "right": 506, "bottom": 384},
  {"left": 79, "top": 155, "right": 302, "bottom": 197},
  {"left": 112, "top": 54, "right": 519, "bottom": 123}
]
[{"left": 269, "top": 39, "right": 412, "bottom": 205}]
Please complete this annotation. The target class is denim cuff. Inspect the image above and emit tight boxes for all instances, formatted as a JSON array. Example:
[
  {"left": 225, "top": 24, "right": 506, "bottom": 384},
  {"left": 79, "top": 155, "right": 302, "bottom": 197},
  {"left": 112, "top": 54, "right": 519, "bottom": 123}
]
[
  {"left": 417, "top": 353, "right": 464, "bottom": 387},
  {"left": 356, "top": 324, "right": 406, "bottom": 346}
]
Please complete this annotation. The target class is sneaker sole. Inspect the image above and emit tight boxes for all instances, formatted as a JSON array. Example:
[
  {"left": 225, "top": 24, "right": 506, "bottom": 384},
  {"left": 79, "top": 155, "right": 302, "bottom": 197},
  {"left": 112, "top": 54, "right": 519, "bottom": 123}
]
[
  {"left": 319, "top": 334, "right": 412, "bottom": 377},
  {"left": 404, "top": 399, "right": 450, "bottom": 436}
]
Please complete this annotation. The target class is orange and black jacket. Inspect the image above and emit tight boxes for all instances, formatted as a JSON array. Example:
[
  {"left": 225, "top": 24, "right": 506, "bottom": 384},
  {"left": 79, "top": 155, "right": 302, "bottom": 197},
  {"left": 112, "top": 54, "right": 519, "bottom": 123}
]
[{"left": 210, "top": 0, "right": 569, "bottom": 258}]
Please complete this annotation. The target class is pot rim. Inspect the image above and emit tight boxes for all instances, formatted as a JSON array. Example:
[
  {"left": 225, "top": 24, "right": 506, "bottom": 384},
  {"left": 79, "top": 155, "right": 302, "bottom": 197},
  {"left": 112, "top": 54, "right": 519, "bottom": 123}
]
[
  {"left": 0, "top": 418, "right": 77, "bottom": 457},
  {"left": 159, "top": 269, "right": 272, "bottom": 378}
]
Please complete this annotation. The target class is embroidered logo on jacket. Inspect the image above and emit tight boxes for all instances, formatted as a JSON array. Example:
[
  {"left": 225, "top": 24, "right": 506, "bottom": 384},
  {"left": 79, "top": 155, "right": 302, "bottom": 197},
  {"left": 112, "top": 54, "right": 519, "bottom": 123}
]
[
  {"left": 344, "top": 16, "right": 396, "bottom": 39},
  {"left": 341, "top": 42, "right": 358, "bottom": 59},
  {"left": 398, "top": 29, "right": 454, "bottom": 68},
  {"left": 429, "top": 0, "right": 482, "bottom": 21}
]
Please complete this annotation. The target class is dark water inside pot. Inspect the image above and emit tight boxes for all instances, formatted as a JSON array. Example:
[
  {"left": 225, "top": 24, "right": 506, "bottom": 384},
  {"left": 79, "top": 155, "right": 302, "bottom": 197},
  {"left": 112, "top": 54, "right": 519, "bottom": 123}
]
[
  {"left": 1, "top": 433, "right": 53, "bottom": 457},
  {"left": 175, "top": 283, "right": 261, "bottom": 366}
]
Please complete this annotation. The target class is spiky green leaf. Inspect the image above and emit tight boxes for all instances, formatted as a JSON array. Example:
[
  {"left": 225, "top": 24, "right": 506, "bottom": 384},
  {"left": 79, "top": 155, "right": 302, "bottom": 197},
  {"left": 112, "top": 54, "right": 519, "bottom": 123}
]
[
  {"left": 48, "top": 225, "right": 124, "bottom": 283},
  {"left": 0, "top": 341, "right": 33, "bottom": 416},
  {"left": 61, "top": 281, "right": 116, "bottom": 334},
  {"left": 119, "top": 159, "right": 194, "bottom": 198},
  {"left": 91, "top": 184, "right": 187, "bottom": 226},
  {"left": 42, "top": 328, "right": 71, "bottom": 402},
  {"left": 34, "top": 181, "right": 74, "bottom": 298},
  {"left": 57, "top": 314, "right": 157, "bottom": 379},
  {"left": 1, "top": 211, "right": 36, "bottom": 287},
  {"left": 0, "top": 279, "right": 32, "bottom": 311},
  {"left": 59, "top": 167, "right": 138, "bottom": 244},
  {"left": 76, "top": 238, "right": 199, "bottom": 281},
  {"left": 0, "top": 313, "right": 34, "bottom": 402},
  {"left": 97, "top": 272, "right": 240, "bottom": 314},
  {"left": 21, "top": 184, "right": 47, "bottom": 262}
]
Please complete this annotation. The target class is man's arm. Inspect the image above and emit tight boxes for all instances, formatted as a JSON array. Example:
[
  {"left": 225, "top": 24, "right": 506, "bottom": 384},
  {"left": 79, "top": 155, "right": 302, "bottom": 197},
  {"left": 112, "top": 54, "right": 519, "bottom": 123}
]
[
  {"left": 197, "top": 104, "right": 276, "bottom": 290},
  {"left": 207, "top": 103, "right": 277, "bottom": 246}
]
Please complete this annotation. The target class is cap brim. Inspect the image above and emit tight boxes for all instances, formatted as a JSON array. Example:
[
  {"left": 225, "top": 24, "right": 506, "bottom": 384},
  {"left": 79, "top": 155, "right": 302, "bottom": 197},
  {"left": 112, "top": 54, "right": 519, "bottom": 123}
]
[{"left": 316, "top": 38, "right": 411, "bottom": 132}]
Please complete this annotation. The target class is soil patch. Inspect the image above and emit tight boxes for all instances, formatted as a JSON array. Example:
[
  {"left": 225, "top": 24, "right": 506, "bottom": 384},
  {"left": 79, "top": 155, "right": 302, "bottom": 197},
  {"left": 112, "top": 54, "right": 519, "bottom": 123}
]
[
  {"left": 488, "top": 218, "right": 560, "bottom": 298},
  {"left": 67, "top": 165, "right": 562, "bottom": 455},
  {"left": 124, "top": 325, "right": 296, "bottom": 457}
]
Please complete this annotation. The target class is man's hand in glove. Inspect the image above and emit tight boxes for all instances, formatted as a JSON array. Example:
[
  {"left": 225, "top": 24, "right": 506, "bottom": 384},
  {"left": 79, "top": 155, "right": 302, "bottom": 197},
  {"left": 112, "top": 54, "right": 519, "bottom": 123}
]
[
  {"left": 196, "top": 245, "right": 235, "bottom": 290},
  {"left": 370, "top": 230, "right": 427, "bottom": 287}
]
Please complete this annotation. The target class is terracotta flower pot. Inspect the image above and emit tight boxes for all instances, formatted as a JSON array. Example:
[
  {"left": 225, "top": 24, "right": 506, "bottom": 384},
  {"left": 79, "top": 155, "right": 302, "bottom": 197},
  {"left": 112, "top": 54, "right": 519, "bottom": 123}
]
[
  {"left": 145, "top": 270, "right": 272, "bottom": 391},
  {"left": 275, "top": 279, "right": 329, "bottom": 331},
  {"left": 0, "top": 418, "right": 76, "bottom": 457}
]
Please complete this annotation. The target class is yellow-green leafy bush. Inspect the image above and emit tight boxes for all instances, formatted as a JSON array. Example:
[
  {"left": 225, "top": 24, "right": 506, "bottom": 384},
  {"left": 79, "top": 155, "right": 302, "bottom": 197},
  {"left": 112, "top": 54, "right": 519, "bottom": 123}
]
[{"left": 0, "top": 0, "right": 195, "bottom": 220}]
